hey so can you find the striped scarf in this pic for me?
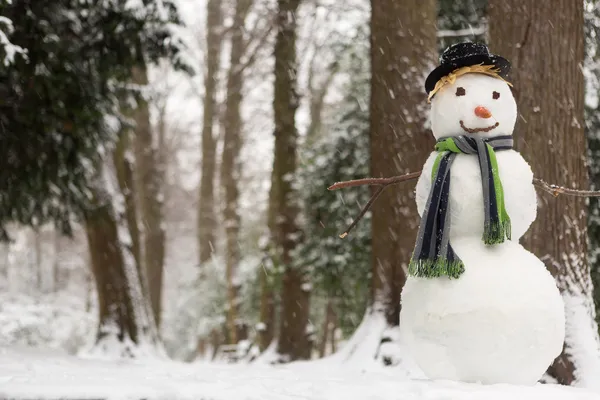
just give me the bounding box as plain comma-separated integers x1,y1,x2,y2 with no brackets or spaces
408,135,513,279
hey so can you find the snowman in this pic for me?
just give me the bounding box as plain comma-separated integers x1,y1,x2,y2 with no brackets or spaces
398,42,565,385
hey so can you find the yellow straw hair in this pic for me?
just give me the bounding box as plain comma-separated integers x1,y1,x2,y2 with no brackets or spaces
427,64,512,103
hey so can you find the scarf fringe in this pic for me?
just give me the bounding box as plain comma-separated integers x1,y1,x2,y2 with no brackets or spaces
483,219,512,245
408,259,465,279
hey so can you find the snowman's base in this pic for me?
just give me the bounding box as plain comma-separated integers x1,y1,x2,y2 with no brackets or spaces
400,238,565,385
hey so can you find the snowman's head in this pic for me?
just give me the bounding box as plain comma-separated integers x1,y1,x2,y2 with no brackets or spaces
429,73,517,140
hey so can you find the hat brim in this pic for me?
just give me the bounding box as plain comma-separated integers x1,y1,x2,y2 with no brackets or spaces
425,54,511,94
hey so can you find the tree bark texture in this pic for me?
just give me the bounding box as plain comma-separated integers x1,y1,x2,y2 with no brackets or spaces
270,0,310,362
113,126,144,291
85,199,140,346
258,264,276,351
198,0,223,266
221,0,253,345
133,66,166,328
84,166,161,355
370,0,437,325
489,0,595,385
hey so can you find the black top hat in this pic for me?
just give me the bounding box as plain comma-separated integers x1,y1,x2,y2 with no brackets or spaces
425,42,511,94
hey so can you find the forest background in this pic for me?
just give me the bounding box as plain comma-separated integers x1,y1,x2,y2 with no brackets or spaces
1,0,599,389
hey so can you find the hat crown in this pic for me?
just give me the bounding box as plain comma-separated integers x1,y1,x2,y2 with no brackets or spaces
425,41,511,95
440,42,491,66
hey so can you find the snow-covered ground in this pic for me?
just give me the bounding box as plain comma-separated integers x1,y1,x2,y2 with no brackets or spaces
1,346,600,400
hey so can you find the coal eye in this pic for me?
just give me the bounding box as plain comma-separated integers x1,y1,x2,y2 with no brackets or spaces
456,87,466,96
493,91,500,99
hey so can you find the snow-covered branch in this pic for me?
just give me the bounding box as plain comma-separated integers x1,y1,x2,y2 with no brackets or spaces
0,14,26,66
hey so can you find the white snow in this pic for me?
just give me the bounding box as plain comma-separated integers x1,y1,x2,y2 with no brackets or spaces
1,346,600,400
415,150,538,241
0,13,26,66
561,290,600,389
401,238,565,385
430,74,516,141
404,72,565,384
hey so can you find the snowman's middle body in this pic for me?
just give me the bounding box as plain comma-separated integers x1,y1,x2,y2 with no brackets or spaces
399,149,565,384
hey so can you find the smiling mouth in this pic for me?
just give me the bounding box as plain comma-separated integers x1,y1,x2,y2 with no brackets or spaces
460,120,499,133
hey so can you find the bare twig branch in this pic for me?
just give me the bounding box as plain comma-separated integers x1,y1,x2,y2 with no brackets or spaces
329,171,600,238
329,171,421,237
339,186,385,239
328,171,422,191
239,23,274,73
533,178,600,197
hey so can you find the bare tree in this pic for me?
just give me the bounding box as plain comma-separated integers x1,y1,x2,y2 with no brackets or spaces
133,65,166,327
198,0,224,266
489,0,598,385
221,0,253,345
221,0,275,345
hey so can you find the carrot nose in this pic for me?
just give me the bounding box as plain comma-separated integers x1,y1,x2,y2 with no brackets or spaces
474,106,492,119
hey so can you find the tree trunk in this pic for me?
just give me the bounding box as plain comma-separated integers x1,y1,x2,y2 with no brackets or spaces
210,327,222,360
133,65,166,328
269,0,309,362
489,0,598,385
586,0,600,336
84,164,162,357
113,125,143,288
318,300,334,358
198,0,223,266
329,306,337,353
52,227,60,292
34,226,42,291
258,264,275,351
0,242,8,285
370,0,436,324
196,337,207,359
85,252,93,313
221,0,253,345
305,57,339,143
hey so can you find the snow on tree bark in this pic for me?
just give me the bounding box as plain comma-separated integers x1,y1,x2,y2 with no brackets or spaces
585,0,600,340
489,0,600,386
198,0,224,266
269,0,310,362
83,157,164,359
113,114,144,293
132,65,166,328
369,0,436,325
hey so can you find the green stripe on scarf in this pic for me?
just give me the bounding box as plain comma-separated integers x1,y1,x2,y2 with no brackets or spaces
484,143,511,244
409,135,513,279
434,137,511,245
